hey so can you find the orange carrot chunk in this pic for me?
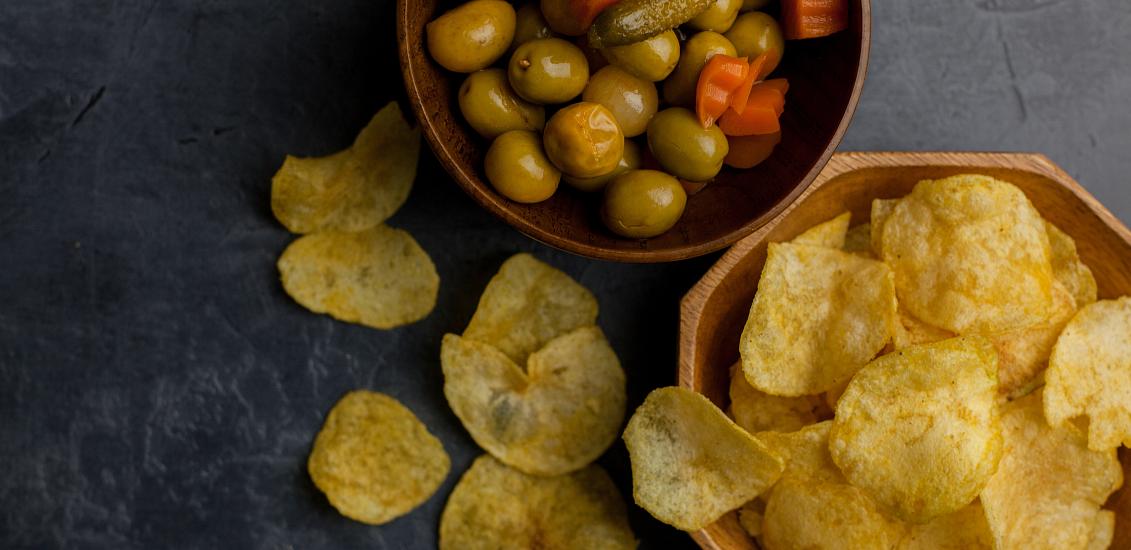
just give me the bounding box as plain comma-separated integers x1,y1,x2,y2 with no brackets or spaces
695,55,750,128
781,0,848,40
730,53,771,115
725,132,782,169
719,79,787,136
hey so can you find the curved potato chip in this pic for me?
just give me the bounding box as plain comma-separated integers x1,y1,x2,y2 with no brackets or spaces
992,280,1076,397
728,362,827,434
880,175,1054,334
1046,221,1098,309
756,422,840,484
1087,511,1115,550
843,222,873,256
623,387,784,531
272,102,420,234
441,327,625,476
792,212,851,248
463,254,598,365
901,501,994,550
761,477,905,550
308,390,450,525
869,198,900,256
439,455,635,550
891,305,955,351
829,337,1003,523
741,243,897,396
278,225,439,329
1045,296,1131,450
981,392,1122,550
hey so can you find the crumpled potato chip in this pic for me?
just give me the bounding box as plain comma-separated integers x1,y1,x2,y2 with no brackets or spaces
829,337,1003,523
761,477,906,550
991,280,1076,398
440,327,625,476
439,455,636,550
308,390,450,525
891,306,954,350
623,387,784,531
981,392,1122,549
272,102,420,234
1046,221,1098,309
792,212,851,248
278,225,439,329
900,500,994,550
1045,296,1131,450
879,175,1054,334
463,253,598,365
740,243,898,396
843,222,873,256
869,198,900,256
728,362,828,434
756,421,840,484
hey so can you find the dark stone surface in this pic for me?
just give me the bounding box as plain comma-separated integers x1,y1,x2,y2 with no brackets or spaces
0,1,1127,548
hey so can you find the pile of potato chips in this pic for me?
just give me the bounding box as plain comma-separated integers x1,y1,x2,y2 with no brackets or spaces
624,174,1128,549
272,102,439,330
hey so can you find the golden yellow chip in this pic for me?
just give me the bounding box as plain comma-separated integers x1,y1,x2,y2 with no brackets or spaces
791,212,851,248
308,390,450,525
1087,511,1115,550
879,175,1055,334
891,306,954,350
463,253,598,365
740,243,898,396
991,281,1076,398
439,455,636,550
843,222,873,256
728,362,827,434
1045,296,1131,450
761,477,905,550
623,387,785,531
869,198,900,256
1046,221,1099,309
278,225,439,329
829,337,1003,523
900,500,994,550
271,102,420,234
756,421,840,484
737,499,766,539
440,327,625,476
981,392,1123,549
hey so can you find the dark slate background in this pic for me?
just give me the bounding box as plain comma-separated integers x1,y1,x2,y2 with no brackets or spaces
1,0,1128,548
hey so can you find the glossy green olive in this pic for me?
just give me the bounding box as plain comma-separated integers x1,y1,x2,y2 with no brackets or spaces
459,69,546,139
540,0,586,36
543,102,625,178
741,0,773,11
724,12,785,75
661,31,736,106
564,140,642,192
582,66,658,138
646,107,728,182
485,130,561,203
601,169,687,238
511,3,554,50
427,0,516,73
508,38,590,104
687,0,743,33
601,30,680,82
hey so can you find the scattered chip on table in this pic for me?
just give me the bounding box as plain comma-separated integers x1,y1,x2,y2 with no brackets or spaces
1046,221,1099,309
791,211,851,248
728,361,828,434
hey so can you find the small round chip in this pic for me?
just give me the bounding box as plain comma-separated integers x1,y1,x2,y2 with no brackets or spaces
728,362,827,434
829,337,1003,523
761,477,905,550
439,455,636,550
307,390,450,525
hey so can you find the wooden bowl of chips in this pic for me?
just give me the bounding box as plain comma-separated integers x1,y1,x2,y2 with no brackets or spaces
397,0,871,263
678,151,1131,549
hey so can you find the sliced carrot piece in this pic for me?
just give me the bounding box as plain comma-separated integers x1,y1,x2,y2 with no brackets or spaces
719,104,781,136
696,55,749,128
781,0,848,40
568,0,621,31
748,85,786,116
759,78,791,96
730,53,771,115
725,132,782,169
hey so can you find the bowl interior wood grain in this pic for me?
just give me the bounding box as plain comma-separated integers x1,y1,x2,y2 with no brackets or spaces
678,151,1131,550
398,0,870,262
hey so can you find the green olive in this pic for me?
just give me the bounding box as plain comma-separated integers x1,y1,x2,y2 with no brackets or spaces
485,130,561,203
426,0,516,73
724,12,784,75
543,102,625,178
459,69,546,139
646,107,728,182
540,0,587,36
601,30,680,82
508,38,590,104
661,31,736,106
741,0,773,11
582,66,658,138
601,169,687,238
564,140,642,192
512,3,555,50
687,0,743,33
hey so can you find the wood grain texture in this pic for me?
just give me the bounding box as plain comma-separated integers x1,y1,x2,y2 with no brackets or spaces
398,0,870,263
678,151,1131,550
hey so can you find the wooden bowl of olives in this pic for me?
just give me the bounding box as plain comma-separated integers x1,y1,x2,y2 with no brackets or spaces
398,0,871,263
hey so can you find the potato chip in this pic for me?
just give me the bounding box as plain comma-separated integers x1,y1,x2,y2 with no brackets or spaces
1046,221,1099,309
1086,511,1115,550
728,362,827,434
900,500,994,550
440,327,624,476
1045,296,1131,450
879,175,1054,334
278,225,439,329
737,499,766,539
439,455,635,550
869,198,900,256
308,390,450,525
740,243,898,396
992,281,1076,398
623,387,784,531
829,337,1003,523
981,392,1122,549
843,222,873,256
463,253,598,365
761,477,905,550
756,422,840,484
272,102,420,234
791,212,851,248
891,306,955,350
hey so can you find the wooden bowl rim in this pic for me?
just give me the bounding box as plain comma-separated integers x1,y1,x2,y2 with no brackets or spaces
397,1,873,263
